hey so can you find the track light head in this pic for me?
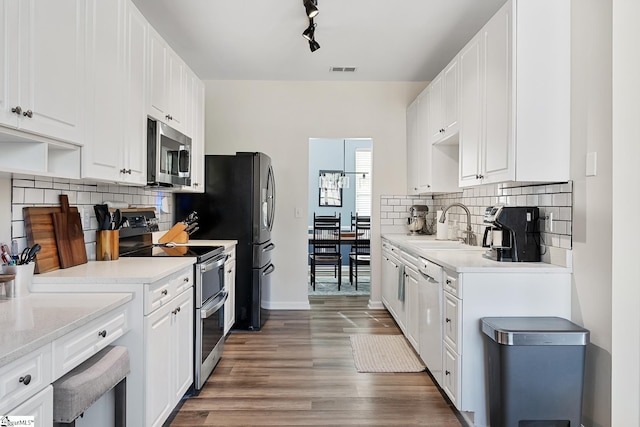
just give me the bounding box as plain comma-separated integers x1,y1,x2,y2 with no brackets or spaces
309,39,321,52
302,19,316,41
304,0,319,18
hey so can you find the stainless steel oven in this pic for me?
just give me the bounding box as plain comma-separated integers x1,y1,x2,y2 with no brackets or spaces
195,252,228,390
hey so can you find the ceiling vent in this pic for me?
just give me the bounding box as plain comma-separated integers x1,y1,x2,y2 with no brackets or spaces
330,66,357,73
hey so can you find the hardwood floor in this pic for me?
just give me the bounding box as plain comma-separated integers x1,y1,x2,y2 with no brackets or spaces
170,295,463,426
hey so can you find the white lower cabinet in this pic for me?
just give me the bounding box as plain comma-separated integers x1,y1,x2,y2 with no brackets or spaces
442,342,460,406
8,384,53,427
403,256,420,351
145,287,193,427
224,247,237,335
0,345,52,415
381,241,402,321
381,237,572,427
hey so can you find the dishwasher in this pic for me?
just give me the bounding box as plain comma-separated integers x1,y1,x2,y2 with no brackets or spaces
418,256,444,385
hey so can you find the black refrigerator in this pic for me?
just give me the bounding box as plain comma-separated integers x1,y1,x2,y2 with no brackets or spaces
175,152,276,330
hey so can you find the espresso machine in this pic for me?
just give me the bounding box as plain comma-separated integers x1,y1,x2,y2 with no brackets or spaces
482,206,541,262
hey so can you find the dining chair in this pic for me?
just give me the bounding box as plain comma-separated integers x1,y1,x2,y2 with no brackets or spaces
349,214,370,289
309,213,342,291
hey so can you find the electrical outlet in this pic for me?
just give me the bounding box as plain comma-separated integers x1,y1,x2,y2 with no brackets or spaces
81,208,90,229
545,212,553,232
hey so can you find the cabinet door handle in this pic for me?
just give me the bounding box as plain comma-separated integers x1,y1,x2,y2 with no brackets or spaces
445,318,451,323
183,277,189,283
445,370,451,376
23,109,33,118
19,375,32,385
172,306,181,315
161,289,168,296
446,279,452,285
98,330,107,338
165,114,173,120
11,106,22,115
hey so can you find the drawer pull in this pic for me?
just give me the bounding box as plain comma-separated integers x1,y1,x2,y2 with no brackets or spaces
183,277,189,283
161,289,168,296
98,330,107,338
172,307,181,315
19,375,32,385
446,279,452,285
445,318,451,323
445,370,451,376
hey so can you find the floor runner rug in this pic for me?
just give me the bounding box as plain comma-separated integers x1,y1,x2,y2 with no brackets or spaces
349,334,426,373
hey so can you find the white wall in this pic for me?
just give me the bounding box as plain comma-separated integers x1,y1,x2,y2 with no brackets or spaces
611,0,640,425
204,80,426,309
570,1,613,426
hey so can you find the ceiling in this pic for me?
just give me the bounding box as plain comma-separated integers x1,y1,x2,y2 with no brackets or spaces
131,0,507,82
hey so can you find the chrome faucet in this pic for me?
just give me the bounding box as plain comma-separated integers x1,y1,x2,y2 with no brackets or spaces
439,203,477,246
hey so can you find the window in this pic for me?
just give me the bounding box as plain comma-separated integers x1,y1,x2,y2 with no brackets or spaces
355,149,371,216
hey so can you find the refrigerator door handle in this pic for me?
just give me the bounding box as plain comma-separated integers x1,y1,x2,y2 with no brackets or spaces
263,263,275,276
266,165,276,230
262,243,276,253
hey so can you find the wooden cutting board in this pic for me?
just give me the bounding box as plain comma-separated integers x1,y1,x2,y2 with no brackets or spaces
24,205,78,274
52,195,87,269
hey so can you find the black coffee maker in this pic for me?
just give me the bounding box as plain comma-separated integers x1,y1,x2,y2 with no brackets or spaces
482,206,541,262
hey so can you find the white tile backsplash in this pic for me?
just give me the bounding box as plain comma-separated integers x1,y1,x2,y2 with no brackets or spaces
381,181,573,251
10,176,174,260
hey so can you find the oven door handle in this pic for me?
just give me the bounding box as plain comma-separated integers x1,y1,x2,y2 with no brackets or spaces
200,254,228,274
201,291,228,319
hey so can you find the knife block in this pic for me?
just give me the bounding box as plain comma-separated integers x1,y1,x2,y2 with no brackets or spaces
158,223,188,244
96,230,119,261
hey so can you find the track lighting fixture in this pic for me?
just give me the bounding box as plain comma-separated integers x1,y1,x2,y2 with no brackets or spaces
309,39,321,52
302,0,320,52
304,0,319,18
302,18,316,41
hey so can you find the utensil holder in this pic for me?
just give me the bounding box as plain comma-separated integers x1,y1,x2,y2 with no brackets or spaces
2,263,35,298
96,230,119,261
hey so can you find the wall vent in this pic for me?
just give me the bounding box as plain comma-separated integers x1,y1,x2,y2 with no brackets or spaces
330,66,357,73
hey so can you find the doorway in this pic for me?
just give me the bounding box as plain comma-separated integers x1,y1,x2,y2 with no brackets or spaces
307,138,372,296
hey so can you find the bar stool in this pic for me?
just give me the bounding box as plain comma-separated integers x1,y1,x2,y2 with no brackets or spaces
53,345,130,427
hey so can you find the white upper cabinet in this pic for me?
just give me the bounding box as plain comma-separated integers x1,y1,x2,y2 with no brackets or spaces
458,0,570,187
179,70,206,192
429,57,459,145
122,1,149,185
458,34,483,187
406,97,421,195
407,85,460,195
83,0,147,185
0,0,85,145
148,28,187,134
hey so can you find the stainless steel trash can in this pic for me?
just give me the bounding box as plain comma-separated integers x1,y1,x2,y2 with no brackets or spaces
481,317,590,427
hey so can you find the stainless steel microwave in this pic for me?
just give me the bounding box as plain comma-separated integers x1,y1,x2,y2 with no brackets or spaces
147,118,191,187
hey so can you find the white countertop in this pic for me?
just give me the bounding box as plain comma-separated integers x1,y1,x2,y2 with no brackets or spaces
382,233,572,273
32,257,196,285
0,292,132,365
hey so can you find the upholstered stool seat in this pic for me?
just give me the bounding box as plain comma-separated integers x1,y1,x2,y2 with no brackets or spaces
53,345,130,426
